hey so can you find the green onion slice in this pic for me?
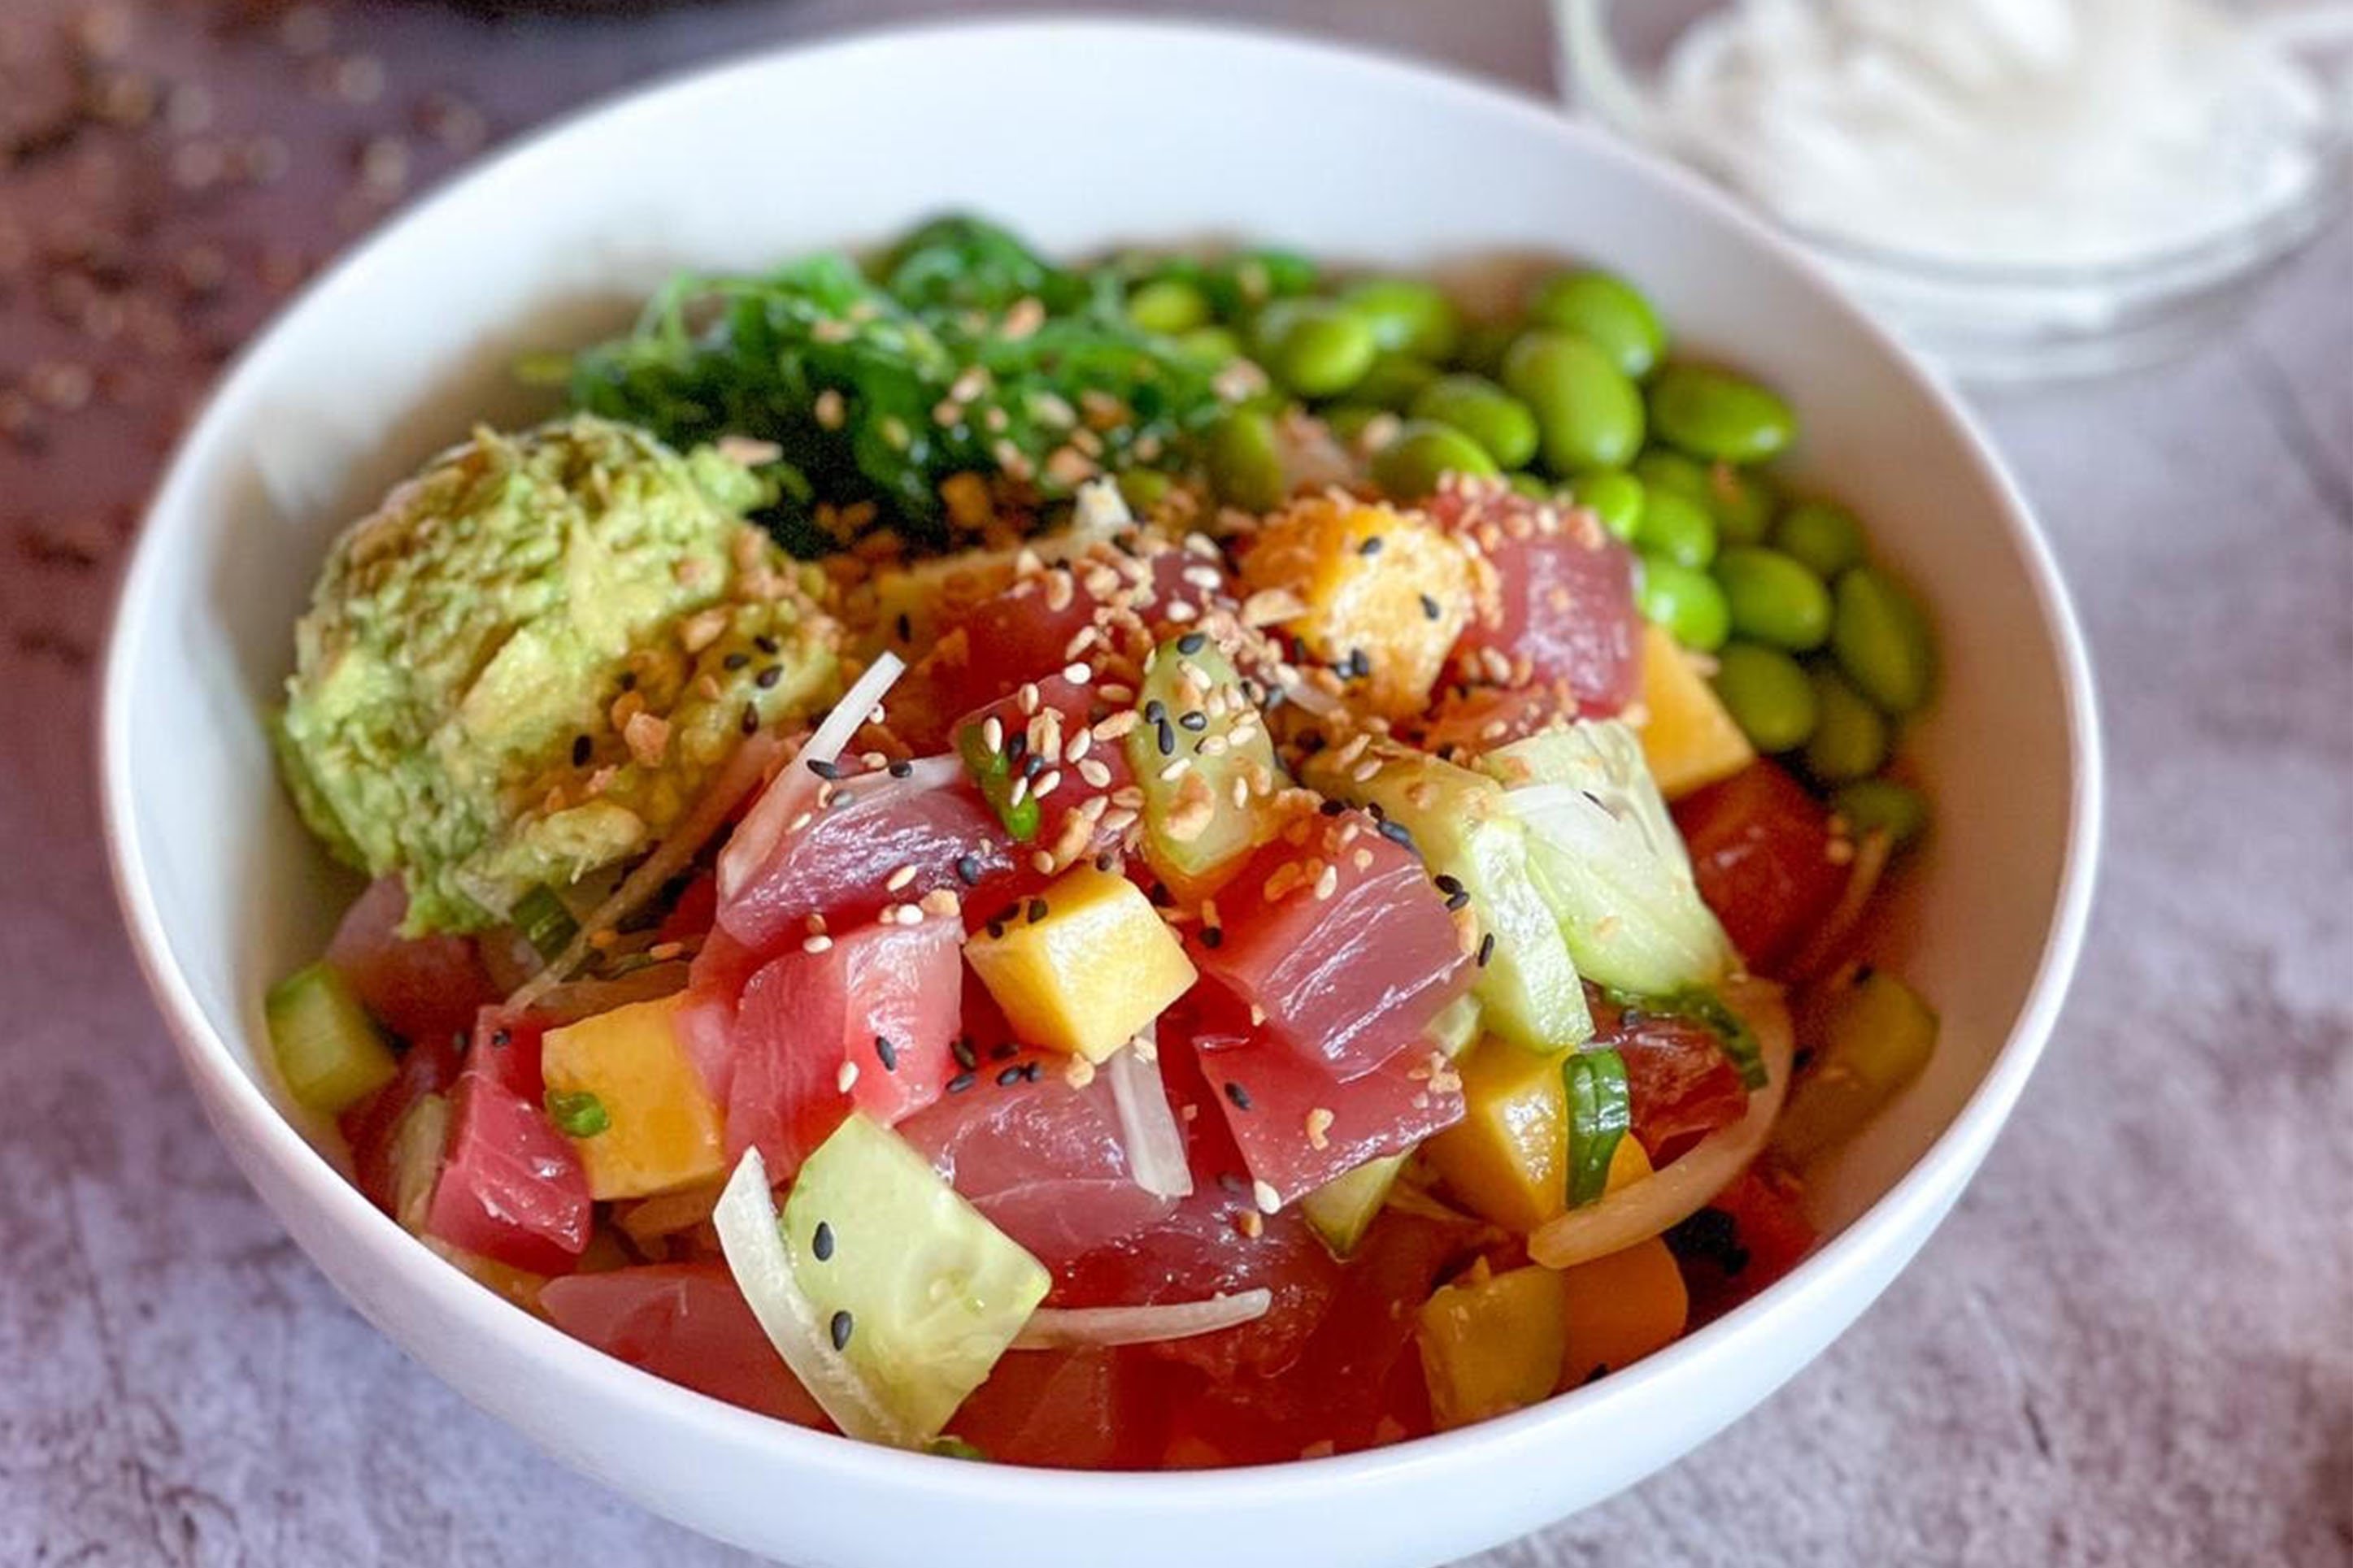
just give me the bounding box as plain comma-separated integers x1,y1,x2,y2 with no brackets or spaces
1564,1047,1632,1209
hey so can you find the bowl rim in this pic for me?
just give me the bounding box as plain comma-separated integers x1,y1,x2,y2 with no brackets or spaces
97,11,2104,1514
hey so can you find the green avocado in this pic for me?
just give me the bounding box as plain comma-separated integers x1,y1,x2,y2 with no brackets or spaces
276,415,840,934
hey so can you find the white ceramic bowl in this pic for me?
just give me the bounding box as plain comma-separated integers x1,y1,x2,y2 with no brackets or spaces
101,20,2102,1568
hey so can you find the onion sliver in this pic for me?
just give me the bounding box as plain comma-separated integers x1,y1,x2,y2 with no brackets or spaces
1105,1028,1194,1201
1528,978,1795,1270
1011,1290,1272,1350
712,1149,910,1447
509,733,781,1010
718,651,906,901
1785,827,1893,985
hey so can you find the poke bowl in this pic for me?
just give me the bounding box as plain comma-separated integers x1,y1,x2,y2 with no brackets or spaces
100,19,2100,1568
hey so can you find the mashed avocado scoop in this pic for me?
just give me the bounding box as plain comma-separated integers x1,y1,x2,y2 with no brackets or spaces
276,415,840,934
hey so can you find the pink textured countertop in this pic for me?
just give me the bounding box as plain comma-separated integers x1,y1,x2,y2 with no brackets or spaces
3,2,2348,1563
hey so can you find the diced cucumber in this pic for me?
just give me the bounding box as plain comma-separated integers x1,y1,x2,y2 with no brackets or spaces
1426,992,1483,1061
1774,970,1939,1162
263,962,398,1114
778,1116,1049,1444
1302,1153,1408,1257
1485,723,1737,996
1307,743,1590,1050
1126,636,1282,894
389,1092,451,1235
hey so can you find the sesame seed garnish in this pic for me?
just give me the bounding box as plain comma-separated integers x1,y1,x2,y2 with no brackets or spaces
1201,926,1224,949
1477,932,1496,966
888,758,914,779
1253,1180,1281,1214
756,665,783,689
837,1060,859,1093
1177,710,1209,732
1032,769,1063,799
981,715,1006,752
1420,593,1442,621
885,864,918,893
955,853,984,886
829,1310,855,1352
1176,632,1208,655
812,1222,835,1261
1022,1060,1044,1083
741,704,761,735
1061,661,1092,685
807,758,842,780
1305,1108,1334,1150
996,1065,1026,1088
1358,534,1384,556
873,1036,899,1072
802,934,835,954
755,635,781,656
1027,897,1050,923
992,1042,1020,1061
947,1071,976,1094
951,1036,978,1071
1224,1080,1254,1111
1377,819,1417,852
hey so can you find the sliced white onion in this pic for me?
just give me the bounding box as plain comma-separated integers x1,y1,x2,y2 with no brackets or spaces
1010,1289,1272,1350
1785,827,1894,986
717,650,906,902
1528,978,1795,1271
1104,1027,1194,1201
712,1148,911,1447
507,733,781,1010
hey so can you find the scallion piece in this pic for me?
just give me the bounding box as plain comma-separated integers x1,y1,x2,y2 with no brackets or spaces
545,1088,611,1138
511,884,581,963
956,721,1041,841
1564,1047,1631,1209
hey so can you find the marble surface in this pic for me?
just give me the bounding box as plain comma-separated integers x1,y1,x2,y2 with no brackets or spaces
3,2,2348,1563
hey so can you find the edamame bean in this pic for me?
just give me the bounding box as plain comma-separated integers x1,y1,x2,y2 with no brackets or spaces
1776,498,1867,579
1711,641,1818,753
1634,483,1718,569
1114,467,1175,514
1635,556,1731,652
1410,375,1540,469
1707,463,1777,545
1351,353,1442,411
1206,408,1285,513
1175,325,1243,367
1501,330,1646,473
1452,320,1519,376
1370,419,1500,501
1803,667,1890,782
1208,249,1317,315
1254,300,1379,398
1649,363,1796,463
1341,278,1462,362
1570,469,1645,541
1831,567,1936,714
1125,276,1212,336
1526,268,1666,379
1507,472,1553,501
1829,778,1929,849
1716,545,1832,651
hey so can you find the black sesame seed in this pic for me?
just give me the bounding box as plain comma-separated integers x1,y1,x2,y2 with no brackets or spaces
1377,819,1418,852
1201,927,1224,949
874,1035,898,1072
895,612,913,643
807,758,842,780
951,1036,978,1071
1444,888,1471,912
571,734,592,767
985,920,1007,940
1318,798,1346,817
1420,593,1441,621
1359,534,1384,557
829,1309,855,1351
1021,1060,1043,1083
756,665,783,689
489,1028,511,1050
1023,752,1046,780
1263,685,1286,711
755,634,781,656
1433,873,1465,897
947,1071,977,1094
996,1065,1026,1088
724,651,751,671
955,853,984,886
617,671,638,693
1224,1081,1254,1111
1177,710,1208,732
812,1222,835,1262
1156,719,1176,757
1094,850,1117,872
829,788,856,810
1177,632,1207,655
888,758,914,779
1147,881,1174,907
1477,932,1496,967
1144,698,1168,725
1026,897,1049,924
1007,731,1029,765
741,704,760,735
991,1041,1020,1062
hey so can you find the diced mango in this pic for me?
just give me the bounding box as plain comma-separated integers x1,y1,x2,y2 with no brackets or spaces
424,1236,550,1318
964,864,1198,1062
1557,1237,1689,1383
1242,494,1472,718
1604,1132,1654,1193
1416,1263,1569,1431
1424,1038,1570,1233
541,993,728,1201
1635,623,1754,799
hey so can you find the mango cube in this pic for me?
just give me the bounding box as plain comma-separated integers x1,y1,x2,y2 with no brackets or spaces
1242,494,1472,719
1424,1039,1571,1233
1416,1263,1568,1431
964,864,1198,1062
1557,1237,1689,1382
541,993,728,1200
1636,623,1754,799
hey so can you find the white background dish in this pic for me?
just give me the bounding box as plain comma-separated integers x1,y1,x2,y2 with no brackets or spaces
100,19,2100,1568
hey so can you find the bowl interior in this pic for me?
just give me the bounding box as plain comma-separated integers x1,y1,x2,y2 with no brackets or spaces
102,20,2094,1567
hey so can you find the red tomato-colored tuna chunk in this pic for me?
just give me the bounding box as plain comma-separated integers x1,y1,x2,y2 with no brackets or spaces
541,1263,827,1427
325,875,500,1047
946,1345,1175,1470
1671,761,1848,975
1586,989,1751,1161
1431,485,1642,719
424,1066,591,1275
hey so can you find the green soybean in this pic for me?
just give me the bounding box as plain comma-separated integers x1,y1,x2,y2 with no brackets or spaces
1351,352,1442,411
1803,667,1890,782
1410,375,1539,469
1711,641,1818,753
1634,483,1718,569
1175,324,1243,367
1707,464,1777,545
1114,467,1175,513
1832,567,1936,715
1507,472,1553,501
1633,448,1709,504
1371,419,1500,501
1124,276,1212,336
1502,330,1646,473
1649,363,1796,463
1526,268,1665,379
1208,249,1317,315
1207,408,1285,513
1571,469,1645,541
1341,277,1462,362
1776,498,1868,579
1830,778,1929,849
1716,545,1832,651
1635,556,1731,652
1254,300,1379,397
1452,320,1519,376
